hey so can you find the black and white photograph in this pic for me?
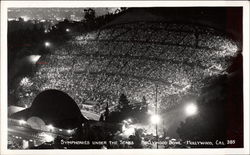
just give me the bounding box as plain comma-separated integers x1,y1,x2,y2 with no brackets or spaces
1,1,250,154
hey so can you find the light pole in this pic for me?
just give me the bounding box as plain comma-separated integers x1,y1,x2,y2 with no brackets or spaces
150,114,160,148
150,84,161,148
155,84,158,148
152,84,159,148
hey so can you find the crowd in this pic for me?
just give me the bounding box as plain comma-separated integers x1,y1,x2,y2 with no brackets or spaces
17,22,238,112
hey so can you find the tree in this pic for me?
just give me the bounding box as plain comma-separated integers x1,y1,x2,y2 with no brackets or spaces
120,7,128,12
118,93,129,111
99,114,104,122
84,8,96,23
141,96,148,112
83,8,96,30
104,103,109,121
18,17,24,22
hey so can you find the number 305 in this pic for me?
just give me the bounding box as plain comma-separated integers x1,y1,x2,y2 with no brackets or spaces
227,140,235,144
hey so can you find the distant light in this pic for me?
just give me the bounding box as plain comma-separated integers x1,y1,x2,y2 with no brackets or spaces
170,138,176,142
122,125,135,137
185,103,198,116
44,42,51,47
44,29,48,33
66,28,70,32
43,134,54,142
127,118,132,123
8,18,16,21
75,36,84,41
19,120,26,125
150,114,161,124
21,16,30,22
47,124,54,130
29,139,33,142
67,129,72,134
29,55,41,64
59,129,63,131
147,109,153,115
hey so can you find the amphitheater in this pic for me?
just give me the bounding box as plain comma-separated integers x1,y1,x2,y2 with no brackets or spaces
17,8,240,114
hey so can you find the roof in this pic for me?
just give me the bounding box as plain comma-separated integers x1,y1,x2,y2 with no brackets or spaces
10,89,88,129
8,106,25,116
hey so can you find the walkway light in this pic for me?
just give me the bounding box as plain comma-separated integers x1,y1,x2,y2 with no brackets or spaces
29,55,41,64
185,103,198,116
66,28,70,32
47,124,54,131
44,41,51,47
19,120,26,125
67,129,72,134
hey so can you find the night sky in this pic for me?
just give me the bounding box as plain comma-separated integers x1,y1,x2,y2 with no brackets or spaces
8,8,119,21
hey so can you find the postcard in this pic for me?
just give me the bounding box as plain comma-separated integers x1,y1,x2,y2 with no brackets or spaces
1,1,249,155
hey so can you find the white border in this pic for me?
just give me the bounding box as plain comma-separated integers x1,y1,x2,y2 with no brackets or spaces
1,1,249,155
